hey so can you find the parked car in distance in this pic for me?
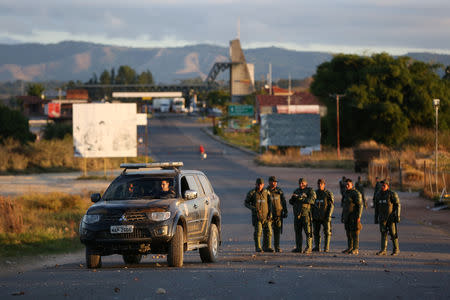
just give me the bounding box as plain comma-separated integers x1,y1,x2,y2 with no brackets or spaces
79,162,221,268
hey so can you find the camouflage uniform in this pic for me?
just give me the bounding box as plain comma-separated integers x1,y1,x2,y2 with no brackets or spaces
355,178,367,208
374,181,401,255
245,179,273,252
312,184,334,252
339,176,346,207
341,182,363,254
268,183,287,252
373,179,382,200
289,179,316,253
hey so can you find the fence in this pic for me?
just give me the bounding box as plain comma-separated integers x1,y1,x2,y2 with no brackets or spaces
368,160,449,200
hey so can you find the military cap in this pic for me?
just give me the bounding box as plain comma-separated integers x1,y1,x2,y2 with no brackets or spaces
380,180,390,186
298,177,307,184
256,178,264,185
268,176,277,182
345,178,353,183
317,178,326,184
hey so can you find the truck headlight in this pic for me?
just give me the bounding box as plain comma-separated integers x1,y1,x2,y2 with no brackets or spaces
147,212,171,221
82,214,101,224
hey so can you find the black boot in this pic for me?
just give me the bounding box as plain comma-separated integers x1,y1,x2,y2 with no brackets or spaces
312,235,321,252
391,238,400,256
323,235,330,252
376,234,387,256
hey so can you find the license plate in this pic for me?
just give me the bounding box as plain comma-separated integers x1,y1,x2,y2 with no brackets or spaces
110,225,134,234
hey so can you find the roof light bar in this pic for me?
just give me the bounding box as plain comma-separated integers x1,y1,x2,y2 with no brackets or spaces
120,162,184,171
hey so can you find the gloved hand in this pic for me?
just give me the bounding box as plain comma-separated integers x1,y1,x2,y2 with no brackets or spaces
282,210,288,218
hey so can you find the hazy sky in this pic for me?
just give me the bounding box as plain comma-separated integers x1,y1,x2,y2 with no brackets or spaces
1,0,449,54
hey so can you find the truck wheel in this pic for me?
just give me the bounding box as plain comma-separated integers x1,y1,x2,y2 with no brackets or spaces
167,225,184,267
200,223,219,263
86,247,102,269
122,254,142,265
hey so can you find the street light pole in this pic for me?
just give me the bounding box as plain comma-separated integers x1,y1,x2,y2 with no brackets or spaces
330,94,345,159
433,99,440,193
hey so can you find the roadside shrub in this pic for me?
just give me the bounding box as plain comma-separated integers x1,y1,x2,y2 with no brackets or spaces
0,104,35,143
43,122,72,140
0,197,24,234
0,138,30,171
31,136,75,169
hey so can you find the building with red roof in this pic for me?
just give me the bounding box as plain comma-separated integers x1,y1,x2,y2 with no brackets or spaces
255,91,326,121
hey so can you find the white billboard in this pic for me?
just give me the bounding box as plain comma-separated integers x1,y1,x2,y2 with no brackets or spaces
73,103,137,158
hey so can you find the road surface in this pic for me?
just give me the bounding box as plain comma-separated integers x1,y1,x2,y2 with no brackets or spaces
1,115,449,299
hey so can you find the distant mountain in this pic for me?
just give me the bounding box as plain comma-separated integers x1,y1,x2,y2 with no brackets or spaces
0,41,448,84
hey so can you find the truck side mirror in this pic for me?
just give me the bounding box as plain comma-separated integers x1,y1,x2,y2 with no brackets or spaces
91,193,101,203
184,190,197,200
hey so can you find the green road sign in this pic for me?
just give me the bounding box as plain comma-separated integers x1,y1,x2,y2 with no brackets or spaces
228,105,254,116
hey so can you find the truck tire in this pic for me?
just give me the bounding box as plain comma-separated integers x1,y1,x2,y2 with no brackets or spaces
200,223,219,263
122,254,142,265
86,247,102,269
167,225,184,267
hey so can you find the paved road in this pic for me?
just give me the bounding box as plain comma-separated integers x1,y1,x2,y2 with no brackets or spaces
1,115,449,299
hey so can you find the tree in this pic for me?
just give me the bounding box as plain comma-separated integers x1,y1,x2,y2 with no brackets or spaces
444,66,450,80
26,83,45,97
115,65,137,84
205,90,230,108
99,70,111,84
137,70,154,85
0,104,34,143
311,53,449,146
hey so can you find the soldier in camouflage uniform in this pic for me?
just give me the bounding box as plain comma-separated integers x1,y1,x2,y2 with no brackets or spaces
267,176,288,252
374,181,401,256
312,179,334,252
341,178,363,255
245,178,274,253
289,178,316,254
339,176,347,207
373,177,382,199
355,176,367,209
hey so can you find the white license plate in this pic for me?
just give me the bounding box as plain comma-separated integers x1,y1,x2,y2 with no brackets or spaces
110,225,134,234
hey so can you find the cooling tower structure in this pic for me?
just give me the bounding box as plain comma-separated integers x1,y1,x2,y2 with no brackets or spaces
206,39,255,103
229,39,255,102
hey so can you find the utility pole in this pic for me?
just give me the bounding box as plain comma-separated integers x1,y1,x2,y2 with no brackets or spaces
330,94,345,159
433,99,440,193
269,63,272,95
288,74,291,114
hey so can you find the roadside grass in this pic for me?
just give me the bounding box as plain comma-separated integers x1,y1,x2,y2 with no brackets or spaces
217,128,260,152
256,147,354,169
0,136,151,174
0,193,91,258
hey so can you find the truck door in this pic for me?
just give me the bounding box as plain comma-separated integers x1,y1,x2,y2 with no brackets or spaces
181,175,203,240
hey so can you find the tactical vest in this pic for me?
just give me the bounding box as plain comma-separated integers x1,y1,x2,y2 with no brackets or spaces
342,189,361,222
313,189,330,220
254,189,270,221
292,187,313,216
270,188,283,217
376,190,394,221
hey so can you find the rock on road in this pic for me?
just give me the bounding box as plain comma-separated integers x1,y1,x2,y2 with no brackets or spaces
1,115,449,299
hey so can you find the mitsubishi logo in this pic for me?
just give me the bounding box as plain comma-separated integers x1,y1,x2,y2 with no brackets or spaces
119,214,127,222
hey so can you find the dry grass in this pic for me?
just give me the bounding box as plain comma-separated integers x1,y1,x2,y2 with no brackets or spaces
0,136,150,174
0,193,91,257
368,127,450,199
256,146,354,169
